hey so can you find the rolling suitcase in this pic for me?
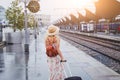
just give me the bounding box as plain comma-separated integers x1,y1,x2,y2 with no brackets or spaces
61,60,82,80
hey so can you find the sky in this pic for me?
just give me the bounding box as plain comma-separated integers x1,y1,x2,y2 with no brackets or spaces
1,0,120,23
40,0,97,23
0,0,14,9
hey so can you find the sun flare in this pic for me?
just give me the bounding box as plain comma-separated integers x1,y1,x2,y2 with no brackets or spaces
40,0,99,22
69,0,96,8
61,0,98,18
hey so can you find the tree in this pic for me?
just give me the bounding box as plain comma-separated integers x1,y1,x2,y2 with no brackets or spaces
28,14,35,29
6,0,24,31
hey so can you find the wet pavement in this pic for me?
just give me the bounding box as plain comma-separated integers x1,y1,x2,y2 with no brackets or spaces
0,33,49,80
0,31,120,80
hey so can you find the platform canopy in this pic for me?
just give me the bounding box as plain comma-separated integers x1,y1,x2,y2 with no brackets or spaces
54,20,61,26
64,16,71,25
55,18,65,26
85,9,100,22
60,18,67,25
77,12,86,22
69,13,90,24
69,14,79,25
95,0,120,21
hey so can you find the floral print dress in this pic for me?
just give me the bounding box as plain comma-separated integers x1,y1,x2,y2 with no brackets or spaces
47,55,65,80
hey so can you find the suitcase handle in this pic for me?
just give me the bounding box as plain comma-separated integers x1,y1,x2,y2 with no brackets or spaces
60,60,67,62
61,60,72,77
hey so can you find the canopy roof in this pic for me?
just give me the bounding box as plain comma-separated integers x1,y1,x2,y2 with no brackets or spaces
77,12,86,22
64,16,71,24
85,9,100,22
69,13,91,24
61,18,67,25
95,0,120,20
69,14,79,24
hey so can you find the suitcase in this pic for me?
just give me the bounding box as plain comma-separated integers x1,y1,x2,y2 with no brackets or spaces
61,60,82,80
65,76,82,80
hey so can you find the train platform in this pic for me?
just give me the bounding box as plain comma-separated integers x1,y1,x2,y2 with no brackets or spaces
61,30,120,42
0,42,5,47
0,32,120,80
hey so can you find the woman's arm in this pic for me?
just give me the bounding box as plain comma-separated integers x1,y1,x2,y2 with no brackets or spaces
45,36,49,48
56,37,65,60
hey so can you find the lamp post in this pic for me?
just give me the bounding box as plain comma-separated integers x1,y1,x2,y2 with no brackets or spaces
33,16,37,39
24,0,29,52
23,0,40,52
0,23,2,42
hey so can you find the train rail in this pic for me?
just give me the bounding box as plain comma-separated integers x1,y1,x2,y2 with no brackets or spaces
60,31,120,74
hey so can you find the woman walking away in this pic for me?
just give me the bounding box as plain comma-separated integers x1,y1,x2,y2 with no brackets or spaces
45,25,66,80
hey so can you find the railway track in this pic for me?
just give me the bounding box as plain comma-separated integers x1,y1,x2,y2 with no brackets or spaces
60,31,120,74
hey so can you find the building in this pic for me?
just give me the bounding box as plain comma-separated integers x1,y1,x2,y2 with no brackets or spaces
34,14,51,27
0,5,8,27
0,5,6,21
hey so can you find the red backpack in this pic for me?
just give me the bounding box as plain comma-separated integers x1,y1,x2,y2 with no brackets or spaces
46,38,58,57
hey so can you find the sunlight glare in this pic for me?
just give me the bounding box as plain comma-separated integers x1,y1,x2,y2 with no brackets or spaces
68,0,97,9
67,0,97,16
40,0,98,22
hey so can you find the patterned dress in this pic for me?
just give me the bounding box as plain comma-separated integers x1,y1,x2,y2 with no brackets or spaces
47,55,65,80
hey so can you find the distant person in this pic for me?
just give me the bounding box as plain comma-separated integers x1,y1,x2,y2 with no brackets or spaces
45,25,66,80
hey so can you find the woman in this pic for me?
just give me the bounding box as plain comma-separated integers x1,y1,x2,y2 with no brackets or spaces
45,25,66,80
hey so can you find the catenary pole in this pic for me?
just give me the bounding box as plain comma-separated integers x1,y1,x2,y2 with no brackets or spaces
24,0,29,52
